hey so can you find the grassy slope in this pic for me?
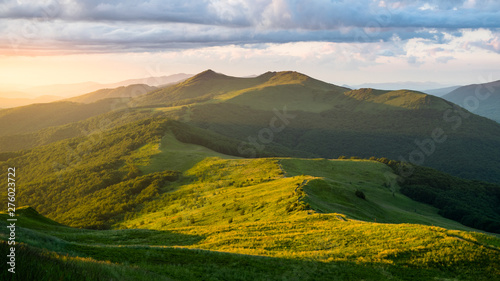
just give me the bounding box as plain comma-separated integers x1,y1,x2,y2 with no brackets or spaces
130,70,273,107
0,99,129,137
3,69,500,183
1,157,500,280
280,158,484,231
187,99,500,183
128,131,240,174
1,70,500,279
0,108,158,153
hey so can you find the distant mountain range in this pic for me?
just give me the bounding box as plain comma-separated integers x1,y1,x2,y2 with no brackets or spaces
442,80,500,123
1,70,500,280
0,73,192,108
65,84,157,104
347,81,456,92
0,95,62,108
1,69,499,184
422,85,462,97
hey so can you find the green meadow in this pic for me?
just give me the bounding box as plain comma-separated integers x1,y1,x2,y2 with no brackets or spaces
1,70,500,280
2,151,500,280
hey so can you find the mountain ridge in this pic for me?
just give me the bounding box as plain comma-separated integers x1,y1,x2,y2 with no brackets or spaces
442,80,500,123
1,69,499,184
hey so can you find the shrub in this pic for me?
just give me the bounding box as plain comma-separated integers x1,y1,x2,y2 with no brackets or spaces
355,190,366,200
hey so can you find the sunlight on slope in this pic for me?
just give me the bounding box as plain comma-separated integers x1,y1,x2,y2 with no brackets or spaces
127,132,240,174
281,158,481,231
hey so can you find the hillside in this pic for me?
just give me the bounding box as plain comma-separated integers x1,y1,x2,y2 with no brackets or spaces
1,154,500,280
66,84,157,104
1,70,500,184
12,73,192,98
1,108,500,279
0,99,129,137
156,71,500,183
1,116,499,232
131,70,350,109
442,80,500,123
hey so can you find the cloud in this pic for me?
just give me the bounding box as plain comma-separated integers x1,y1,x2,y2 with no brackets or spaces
0,0,500,56
407,55,424,66
435,55,455,63
2,0,500,28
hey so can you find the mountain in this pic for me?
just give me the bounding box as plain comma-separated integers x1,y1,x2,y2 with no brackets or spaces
2,70,500,183
22,81,103,98
348,81,454,91
105,73,192,88
0,99,129,137
422,85,461,97
1,69,500,280
65,84,157,104
442,80,500,123
0,90,35,99
131,69,349,108
0,74,193,101
0,95,63,108
130,70,500,183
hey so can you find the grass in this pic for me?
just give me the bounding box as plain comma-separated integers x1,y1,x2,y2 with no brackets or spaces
1,206,499,280
280,158,485,232
1,156,499,280
128,132,240,174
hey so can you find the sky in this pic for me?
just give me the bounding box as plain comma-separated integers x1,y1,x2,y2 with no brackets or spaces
1,0,500,90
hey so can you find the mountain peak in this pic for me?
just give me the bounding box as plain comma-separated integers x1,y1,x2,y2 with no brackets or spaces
195,69,222,78
261,71,311,85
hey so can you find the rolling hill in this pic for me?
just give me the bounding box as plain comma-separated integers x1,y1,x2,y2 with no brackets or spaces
1,70,500,184
13,73,192,98
442,80,500,123
65,84,157,104
1,75,500,280
1,144,500,280
1,116,499,232
0,99,129,137
130,70,500,183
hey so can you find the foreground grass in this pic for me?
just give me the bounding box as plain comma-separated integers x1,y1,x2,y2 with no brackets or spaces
1,211,499,281
1,157,499,280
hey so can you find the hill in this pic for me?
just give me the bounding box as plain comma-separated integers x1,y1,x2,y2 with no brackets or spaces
131,70,350,109
1,116,499,232
16,74,192,98
140,70,500,183
2,70,500,184
1,153,500,280
442,80,500,123
65,84,157,104
0,99,129,137
1,108,500,280
0,107,159,153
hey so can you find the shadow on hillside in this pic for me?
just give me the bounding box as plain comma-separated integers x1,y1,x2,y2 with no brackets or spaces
59,241,496,281
57,228,206,247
